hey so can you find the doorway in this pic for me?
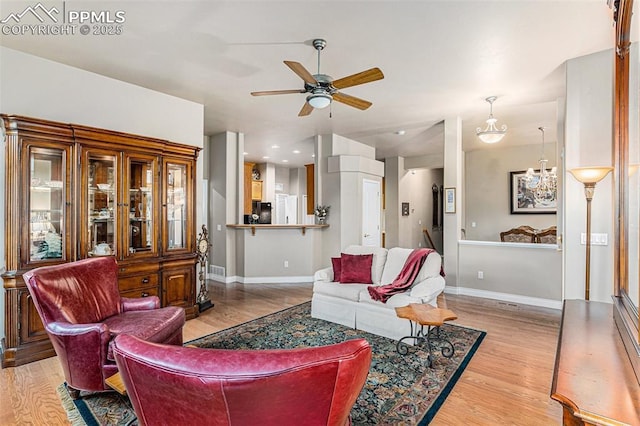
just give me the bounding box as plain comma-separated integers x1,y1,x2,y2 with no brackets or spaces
362,179,381,247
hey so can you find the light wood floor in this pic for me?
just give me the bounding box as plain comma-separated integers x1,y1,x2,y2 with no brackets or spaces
0,281,563,425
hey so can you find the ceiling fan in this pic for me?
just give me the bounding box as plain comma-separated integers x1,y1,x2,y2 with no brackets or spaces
251,39,384,117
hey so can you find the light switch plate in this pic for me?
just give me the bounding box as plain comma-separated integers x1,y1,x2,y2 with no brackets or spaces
580,233,608,246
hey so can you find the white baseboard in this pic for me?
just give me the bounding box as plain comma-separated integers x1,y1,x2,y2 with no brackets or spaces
445,285,562,310
208,273,226,282
208,274,313,284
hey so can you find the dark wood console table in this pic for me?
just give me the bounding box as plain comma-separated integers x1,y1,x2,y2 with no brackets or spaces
551,300,640,425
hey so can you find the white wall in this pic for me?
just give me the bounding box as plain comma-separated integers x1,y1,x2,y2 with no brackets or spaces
231,228,325,282
388,166,444,252
384,157,403,248
319,134,385,261
209,132,242,277
402,168,444,252
0,48,203,147
443,117,463,287
465,143,558,241
456,241,562,308
0,47,204,345
564,48,614,303
274,166,291,195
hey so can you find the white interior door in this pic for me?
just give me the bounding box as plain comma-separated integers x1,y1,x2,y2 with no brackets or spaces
362,179,381,246
275,193,287,224
285,195,297,224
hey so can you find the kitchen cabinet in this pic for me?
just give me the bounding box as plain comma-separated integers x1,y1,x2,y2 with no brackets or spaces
251,180,263,201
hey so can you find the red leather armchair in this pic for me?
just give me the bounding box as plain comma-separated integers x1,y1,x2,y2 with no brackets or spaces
113,334,372,426
23,257,185,399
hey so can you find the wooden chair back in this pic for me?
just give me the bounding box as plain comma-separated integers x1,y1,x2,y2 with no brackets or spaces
536,226,557,244
500,227,536,243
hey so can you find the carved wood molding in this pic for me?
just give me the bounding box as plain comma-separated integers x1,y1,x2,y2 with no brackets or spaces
613,0,634,58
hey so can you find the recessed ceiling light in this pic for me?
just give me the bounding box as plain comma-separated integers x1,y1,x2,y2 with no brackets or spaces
271,145,280,149
395,130,406,136
293,150,301,154
282,159,289,163
243,152,248,155
263,156,270,159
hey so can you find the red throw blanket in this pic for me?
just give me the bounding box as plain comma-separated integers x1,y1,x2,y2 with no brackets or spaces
368,248,437,303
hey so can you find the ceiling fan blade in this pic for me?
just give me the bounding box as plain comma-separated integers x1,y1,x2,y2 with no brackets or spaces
251,89,305,96
284,61,317,85
332,92,372,110
298,102,314,117
332,67,384,90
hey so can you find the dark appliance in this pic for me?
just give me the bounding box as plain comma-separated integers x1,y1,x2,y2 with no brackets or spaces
257,202,272,224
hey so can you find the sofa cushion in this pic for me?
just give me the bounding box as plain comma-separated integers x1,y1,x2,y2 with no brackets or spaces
103,307,185,361
313,281,369,302
343,245,388,285
358,289,424,308
331,257,342,282
380,248,442,286
340,253,373,284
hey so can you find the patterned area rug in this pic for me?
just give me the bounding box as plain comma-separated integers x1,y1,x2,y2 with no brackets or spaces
57,302,485,425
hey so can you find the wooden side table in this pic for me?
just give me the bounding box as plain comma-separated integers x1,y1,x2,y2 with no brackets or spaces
395,303,458,367
105,372,127,395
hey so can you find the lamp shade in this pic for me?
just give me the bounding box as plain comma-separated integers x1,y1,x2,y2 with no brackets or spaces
307,93,332,109
569,167,613,184
477,124,506,144
476,96,507,144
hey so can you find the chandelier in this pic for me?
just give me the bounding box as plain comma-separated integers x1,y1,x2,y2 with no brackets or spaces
525,127,557,204
476,96,507,143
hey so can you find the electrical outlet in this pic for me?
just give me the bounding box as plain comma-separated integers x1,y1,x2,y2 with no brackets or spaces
477,271,484,280
284,260,289,268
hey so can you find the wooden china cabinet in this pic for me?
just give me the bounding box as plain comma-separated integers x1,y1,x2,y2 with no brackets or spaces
0,115,200,367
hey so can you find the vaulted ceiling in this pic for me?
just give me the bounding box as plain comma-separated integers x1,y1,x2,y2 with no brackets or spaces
0,1,625,167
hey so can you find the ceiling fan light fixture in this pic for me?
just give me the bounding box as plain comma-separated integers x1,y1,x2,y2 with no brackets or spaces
476,96,507,144
307,91,332,109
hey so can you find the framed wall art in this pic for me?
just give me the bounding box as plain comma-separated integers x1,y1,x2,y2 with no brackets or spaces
444,187,456,213
510,170,557,214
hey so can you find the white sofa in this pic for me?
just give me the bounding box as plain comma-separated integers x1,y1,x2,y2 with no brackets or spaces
311,245,445,342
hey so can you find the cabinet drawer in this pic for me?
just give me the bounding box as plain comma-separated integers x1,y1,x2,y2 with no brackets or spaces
120,287,158,299
118,273,159,292
118,262,160,276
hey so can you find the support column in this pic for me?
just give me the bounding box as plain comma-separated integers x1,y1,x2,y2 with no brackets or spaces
443,117,463,288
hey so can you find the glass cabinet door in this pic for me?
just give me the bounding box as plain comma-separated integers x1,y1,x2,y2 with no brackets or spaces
85,151,118,258
25,145,71,265
125,155,158,258
164,159,192,252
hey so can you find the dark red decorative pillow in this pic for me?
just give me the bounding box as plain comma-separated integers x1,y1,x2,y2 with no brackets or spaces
340,253,373,284
331,257,342,282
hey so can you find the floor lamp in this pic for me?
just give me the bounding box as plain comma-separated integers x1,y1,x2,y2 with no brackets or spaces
569,166,613,300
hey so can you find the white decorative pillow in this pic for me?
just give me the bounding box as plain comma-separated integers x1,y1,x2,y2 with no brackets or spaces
381,248,441,286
